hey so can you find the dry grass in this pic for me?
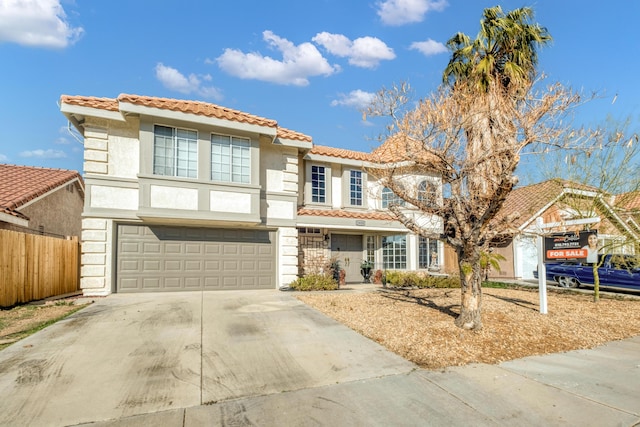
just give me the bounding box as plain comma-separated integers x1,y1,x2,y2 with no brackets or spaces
0,297,92,349
297,286,640,370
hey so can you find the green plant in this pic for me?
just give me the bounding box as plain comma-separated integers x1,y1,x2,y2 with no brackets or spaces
383,271,460,288
480,250,507,281
288,274,339,291
360,260,373,269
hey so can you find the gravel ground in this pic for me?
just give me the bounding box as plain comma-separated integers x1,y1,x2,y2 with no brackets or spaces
296,286,640,370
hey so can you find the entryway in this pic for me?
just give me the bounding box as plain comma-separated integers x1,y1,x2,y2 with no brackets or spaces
331,234,364,283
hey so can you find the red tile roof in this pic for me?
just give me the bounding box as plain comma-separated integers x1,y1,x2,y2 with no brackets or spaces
614,191,640,211
0,164,83,220
298,208,395,221
495,179,600,229
60,94,312,142
309,145,371,161
371,134,439,164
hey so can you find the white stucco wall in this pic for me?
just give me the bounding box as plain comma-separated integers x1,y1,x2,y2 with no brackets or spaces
267,200,295,220
80,217,112,296
150,185,198,210
210,190,252,213
91,186,139,210
279,227,299,286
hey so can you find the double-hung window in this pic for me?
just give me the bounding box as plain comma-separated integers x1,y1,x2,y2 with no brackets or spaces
349,170,363,206
211,134,250,183
311,165,326,203
153,125,197,178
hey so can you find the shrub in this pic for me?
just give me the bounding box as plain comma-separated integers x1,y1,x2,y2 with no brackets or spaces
383,270,461,289
288,274,339,291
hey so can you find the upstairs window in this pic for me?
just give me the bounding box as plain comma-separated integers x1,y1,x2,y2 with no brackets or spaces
153,125,197,178
381,187,405,208
349,170,363,206
418,180,439,207
211,134,250,183
311,165,327,203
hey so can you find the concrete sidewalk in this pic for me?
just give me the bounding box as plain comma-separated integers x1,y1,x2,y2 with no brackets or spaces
0,290,638,426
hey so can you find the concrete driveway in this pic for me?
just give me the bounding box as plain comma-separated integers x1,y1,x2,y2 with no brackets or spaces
0,290,415,426
0,290,639,426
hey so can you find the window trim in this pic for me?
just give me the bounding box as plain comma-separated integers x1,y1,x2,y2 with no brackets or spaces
210,132,251,184
382,234,407,269
344,169,366,207
381,187,405,209
306,163,331,205
153,124,198,179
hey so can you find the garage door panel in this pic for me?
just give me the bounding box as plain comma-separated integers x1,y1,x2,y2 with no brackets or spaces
164,243,182,254
117,225,275,292
142,278,161,289
164,278,182,288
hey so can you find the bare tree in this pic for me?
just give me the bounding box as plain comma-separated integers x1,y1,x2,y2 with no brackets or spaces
365,6,588,329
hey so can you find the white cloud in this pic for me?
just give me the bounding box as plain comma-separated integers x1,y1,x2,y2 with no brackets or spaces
410,38,448,56
0,0,84,48
331,90,376,109
313,32,395,69
216,30,339,86
377,0,448,26
20,149,66,159
155,63,223,100
0,153,8,162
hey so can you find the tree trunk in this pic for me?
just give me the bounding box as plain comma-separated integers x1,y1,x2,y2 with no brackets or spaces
593,265,600,303
455,250,483,330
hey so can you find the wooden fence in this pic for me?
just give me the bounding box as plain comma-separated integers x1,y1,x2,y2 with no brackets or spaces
0,229,80,307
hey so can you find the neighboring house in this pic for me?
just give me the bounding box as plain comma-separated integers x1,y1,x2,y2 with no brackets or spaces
0,164,84,238
60,94,447,295
488,179,639,280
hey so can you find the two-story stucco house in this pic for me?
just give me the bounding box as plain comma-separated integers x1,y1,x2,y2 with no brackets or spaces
60,94,446,295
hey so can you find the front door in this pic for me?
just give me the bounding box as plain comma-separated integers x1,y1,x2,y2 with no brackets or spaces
331,234,364,283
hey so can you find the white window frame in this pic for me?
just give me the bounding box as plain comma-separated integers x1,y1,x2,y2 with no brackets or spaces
211,133,251,184
381,187,405,209
382,235,407,269
153,125,198,178
347,169,365,207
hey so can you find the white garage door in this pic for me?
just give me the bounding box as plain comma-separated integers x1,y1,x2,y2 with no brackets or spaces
116,225,275,292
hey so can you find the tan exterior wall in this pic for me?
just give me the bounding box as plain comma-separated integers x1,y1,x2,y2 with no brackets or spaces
2,183,84,238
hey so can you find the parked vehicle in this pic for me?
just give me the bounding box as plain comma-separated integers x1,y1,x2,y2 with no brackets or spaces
534,254,640,291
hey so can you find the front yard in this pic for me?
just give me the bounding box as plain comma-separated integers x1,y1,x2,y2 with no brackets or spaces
297,286,640,369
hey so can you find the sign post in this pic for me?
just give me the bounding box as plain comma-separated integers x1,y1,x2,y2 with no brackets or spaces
536,218,547,314
536,216,600,314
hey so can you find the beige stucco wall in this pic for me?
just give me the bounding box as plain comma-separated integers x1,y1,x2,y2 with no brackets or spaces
10,182,84,238
77,113,304,294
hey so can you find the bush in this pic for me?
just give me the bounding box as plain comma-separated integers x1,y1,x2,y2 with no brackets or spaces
384,270,460,289
287,274,339,291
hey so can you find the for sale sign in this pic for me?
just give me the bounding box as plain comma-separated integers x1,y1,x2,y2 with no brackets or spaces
543,231,598,263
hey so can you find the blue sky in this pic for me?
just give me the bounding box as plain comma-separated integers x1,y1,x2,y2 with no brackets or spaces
1,0,638,182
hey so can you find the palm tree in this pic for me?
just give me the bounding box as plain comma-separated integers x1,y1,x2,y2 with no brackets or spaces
443,6,551,93
439,7,551,329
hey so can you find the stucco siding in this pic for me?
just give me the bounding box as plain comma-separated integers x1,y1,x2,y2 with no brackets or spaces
17,183,84,237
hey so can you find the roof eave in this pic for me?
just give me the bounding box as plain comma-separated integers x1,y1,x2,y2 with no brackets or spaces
119,101,278,137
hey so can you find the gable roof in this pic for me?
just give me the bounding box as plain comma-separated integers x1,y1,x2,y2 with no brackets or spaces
495,178,640,239
60,94,312,143
0,164,83,221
